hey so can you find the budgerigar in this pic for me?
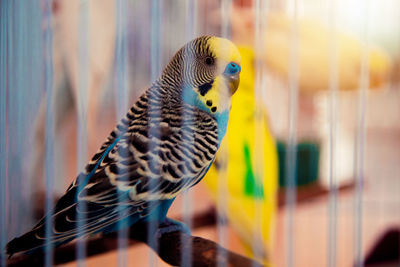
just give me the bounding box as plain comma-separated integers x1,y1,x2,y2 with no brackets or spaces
203,47,277,264
6,36,241,256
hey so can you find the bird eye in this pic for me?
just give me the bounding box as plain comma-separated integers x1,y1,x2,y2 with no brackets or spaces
205,56,214,66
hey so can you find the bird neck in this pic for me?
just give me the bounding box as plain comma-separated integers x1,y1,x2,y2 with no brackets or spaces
150,81,230,145
181,85,230,144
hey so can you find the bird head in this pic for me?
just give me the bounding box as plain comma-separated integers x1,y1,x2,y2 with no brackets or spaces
162,36,241,115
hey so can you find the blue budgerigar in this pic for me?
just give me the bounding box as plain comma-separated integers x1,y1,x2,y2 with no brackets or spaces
6,36,241,256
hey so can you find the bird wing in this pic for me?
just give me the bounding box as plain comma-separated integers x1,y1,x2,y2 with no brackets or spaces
7,98,219,254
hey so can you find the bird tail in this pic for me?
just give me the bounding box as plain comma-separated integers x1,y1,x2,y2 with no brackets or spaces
6,228,46,257
6,184,79,257
6,219,57,257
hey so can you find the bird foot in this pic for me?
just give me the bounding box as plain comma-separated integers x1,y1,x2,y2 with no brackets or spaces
156,218,191,239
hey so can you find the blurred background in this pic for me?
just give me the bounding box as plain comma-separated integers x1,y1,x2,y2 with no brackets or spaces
1,0,400,266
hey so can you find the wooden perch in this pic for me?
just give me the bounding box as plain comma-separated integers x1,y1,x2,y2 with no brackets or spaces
155,231,264,267
6,208,264,267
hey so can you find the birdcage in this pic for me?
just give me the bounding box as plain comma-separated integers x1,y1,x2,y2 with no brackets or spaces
1,0,399,266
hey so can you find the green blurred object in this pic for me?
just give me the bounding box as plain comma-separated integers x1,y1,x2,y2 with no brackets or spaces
277,140,320,187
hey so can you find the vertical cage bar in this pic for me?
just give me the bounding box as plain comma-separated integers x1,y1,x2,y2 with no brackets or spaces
253,0,268,263
150,0,162,82
115,0,129,266
6,0,18,240
181,0,198,266
42,0,55,265
218,1,232,266
115,2,129,119
27,0,44,237
16,1,32,228
221,0,232,39
148,1,162,266
12,0,26,238
327,0,339,266
76,0,89,264
285,0,299,266
0,3,9,266
354,0,369,266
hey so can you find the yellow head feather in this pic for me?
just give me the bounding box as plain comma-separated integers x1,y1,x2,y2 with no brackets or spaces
208,36,242,67
197,37,242,113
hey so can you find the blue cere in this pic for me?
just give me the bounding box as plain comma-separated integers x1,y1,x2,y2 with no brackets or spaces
224,62,241,75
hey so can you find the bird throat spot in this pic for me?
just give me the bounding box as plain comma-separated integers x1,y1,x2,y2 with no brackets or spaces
198,80,213,96
199,81,218,113
206,100,217,113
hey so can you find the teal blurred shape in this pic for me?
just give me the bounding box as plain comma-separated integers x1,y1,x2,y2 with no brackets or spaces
277,140,320,187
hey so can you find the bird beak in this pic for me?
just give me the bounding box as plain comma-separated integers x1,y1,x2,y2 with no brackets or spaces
223,62,241,96
225,72,240,96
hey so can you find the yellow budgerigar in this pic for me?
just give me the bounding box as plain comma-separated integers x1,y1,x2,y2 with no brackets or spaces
203,46,278,264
